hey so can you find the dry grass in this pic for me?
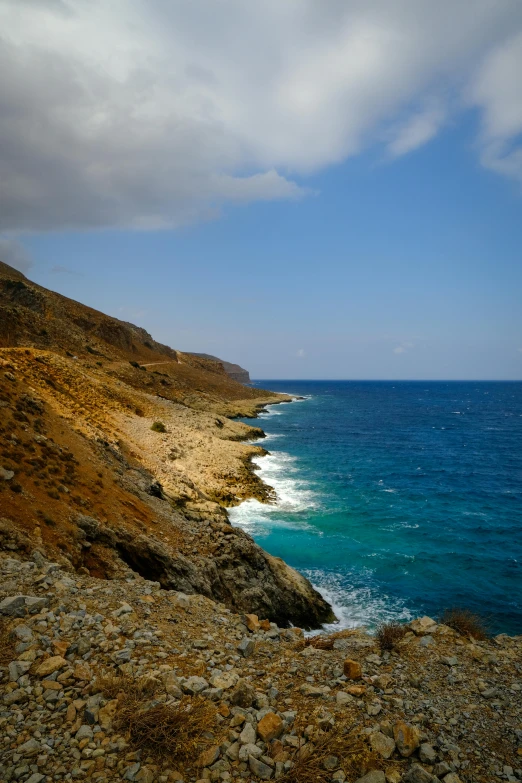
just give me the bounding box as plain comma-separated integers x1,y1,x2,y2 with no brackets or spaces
294,628,358,652
278,712,380,783
375,621,407,651
0,618,16,666
94,672,217,763
439,608,490,640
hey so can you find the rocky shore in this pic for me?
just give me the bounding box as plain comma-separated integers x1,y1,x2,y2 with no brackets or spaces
1,553,521,783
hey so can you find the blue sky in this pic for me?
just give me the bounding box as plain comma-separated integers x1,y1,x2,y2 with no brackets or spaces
1,1,522,379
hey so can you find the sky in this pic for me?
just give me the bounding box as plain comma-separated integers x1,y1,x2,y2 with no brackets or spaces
1,0,522,380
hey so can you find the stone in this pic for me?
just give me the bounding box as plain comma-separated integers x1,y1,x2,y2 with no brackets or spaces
230,679,256,707
52,639,70,657
242,613,261,632
24,596,49,613
170,592,190,609
75,725,94,741
418,743,437,764
354,772,386,783
0,467,14,480
367,701,382,716
26,775,45,783
433,763,451,778
237,637,255,657
343,659,362,679
12,624,33,642
258,712,284,742
370,732,395,759
183,676,209,695
393,721,420,757
0,596,26,617
409,616,437,635
403,766,437,783
239,744,263,762
249,755,273,780
98,699,119,730
323,755,339,771
198,745,220,768
18,738,41,757
336,691,353,706
442,776,462,783
239,722,257,745
73,662,92,680
210,671,239,690
36,655,67,677
8,660,32,681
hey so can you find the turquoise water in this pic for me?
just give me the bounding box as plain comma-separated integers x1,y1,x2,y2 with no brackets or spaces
228,381,522,635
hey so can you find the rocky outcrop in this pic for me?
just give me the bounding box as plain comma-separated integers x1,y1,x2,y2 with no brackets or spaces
188,353,251,384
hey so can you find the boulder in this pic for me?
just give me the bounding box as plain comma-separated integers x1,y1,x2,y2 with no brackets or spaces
343,659,362,679
393,721,420,757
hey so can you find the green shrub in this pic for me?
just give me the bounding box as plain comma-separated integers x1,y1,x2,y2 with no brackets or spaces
151,421,166,433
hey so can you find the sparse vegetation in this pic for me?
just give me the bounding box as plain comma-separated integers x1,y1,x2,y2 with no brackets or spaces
439,607,490,640
0,619,16,666
95,674,217,763
376,621,407,651
151,421,166,433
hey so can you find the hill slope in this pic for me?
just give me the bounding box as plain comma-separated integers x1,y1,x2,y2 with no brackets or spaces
188,353,251,384
0,261,333,628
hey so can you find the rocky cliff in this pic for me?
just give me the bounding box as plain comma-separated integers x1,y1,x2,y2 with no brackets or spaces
0,260,334,629
187,353,251,384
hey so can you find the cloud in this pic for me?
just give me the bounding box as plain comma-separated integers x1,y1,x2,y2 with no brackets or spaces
393,341,414,354
296,348,306,358
0,237,33,273
0,1,522,232
388,100,446,157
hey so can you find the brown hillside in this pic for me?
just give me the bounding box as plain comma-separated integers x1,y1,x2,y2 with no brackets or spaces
0,262,333,628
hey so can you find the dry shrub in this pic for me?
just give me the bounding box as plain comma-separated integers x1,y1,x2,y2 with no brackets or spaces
375,622,407,651
278,714,379,783
0,618,16,666
295,629,358,652
439,608,490,640
95,673,217,763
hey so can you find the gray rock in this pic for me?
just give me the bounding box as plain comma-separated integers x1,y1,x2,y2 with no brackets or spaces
24,596,49,613
0,596,26,617
238,637,255,657
26,775,45,783
11,624,33,642
75,725,94,741
18,738,41,757
249,755,273,779
183,676,209,695
419,743,437,764
239,722,257,745
0,467,14,480
239,743,263,762
433,763,451,778
230,679,256,707
323,755,339,770
441,776,462,783
354,772,385,783
8,660,32,681
403,764,438,783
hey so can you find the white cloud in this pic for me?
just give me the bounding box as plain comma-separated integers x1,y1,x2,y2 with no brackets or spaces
388,100,446,157
393,341,415,354
0,0,522,232
393,346,406,354
297,348,306,358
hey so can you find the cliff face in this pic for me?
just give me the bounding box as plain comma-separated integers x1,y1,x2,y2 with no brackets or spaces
187,353,251,384
0,260,333,628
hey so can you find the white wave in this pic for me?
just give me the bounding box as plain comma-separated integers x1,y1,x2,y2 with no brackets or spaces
303,569,412,635
228,450,319,535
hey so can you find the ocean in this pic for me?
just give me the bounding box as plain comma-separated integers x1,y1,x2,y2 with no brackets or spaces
228,381,522,635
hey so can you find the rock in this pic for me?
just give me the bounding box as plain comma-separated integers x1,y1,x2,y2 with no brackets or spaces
336,691,353,706
403,765,438,783
249,755,273,779
183,676,209,695
230,679,255,707
354,772,386,783
393,721,420,757
370,732,395,759
433,763,452,778
239,722,257,745
367,701,382,716
36,655,67,677
76,725,94,741
8,660,32,681
170,592,191,609
410,616,437,635
243,613,261,632
18,738,41,757
442,776,462,783
98,699,119,730
257,713,284,742
0,467,14,480
239,744,263,761
343,659,362,679
440,656,458,667
198,745,220,768
24,596,49,613
26,775,45,783
237,637,255,657
0,595,27,616
209,671,239,690
419,743,437,764
324,755,339,770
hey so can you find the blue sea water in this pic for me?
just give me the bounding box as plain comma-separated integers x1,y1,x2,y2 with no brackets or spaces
228,381,522,635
